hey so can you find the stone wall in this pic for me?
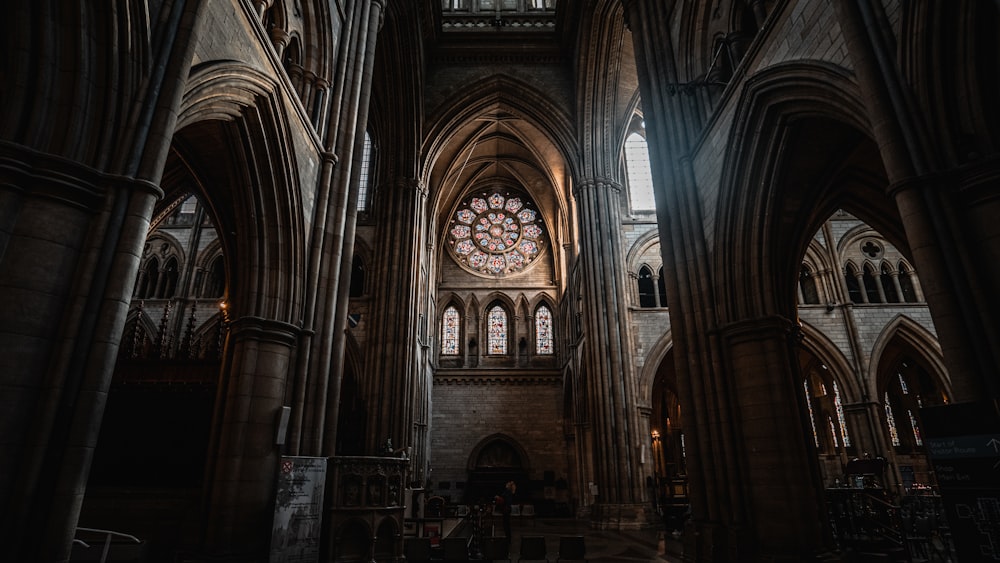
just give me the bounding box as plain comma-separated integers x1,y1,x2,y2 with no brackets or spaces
429,374,568,504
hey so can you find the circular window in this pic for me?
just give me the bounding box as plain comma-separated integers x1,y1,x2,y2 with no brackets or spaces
448,191,545,275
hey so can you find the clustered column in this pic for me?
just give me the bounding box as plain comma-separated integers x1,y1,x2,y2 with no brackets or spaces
574,177,646,526
357,178,427,455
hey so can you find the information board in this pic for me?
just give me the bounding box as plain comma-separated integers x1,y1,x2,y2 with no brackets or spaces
920,401,1000,561
270,456,328,563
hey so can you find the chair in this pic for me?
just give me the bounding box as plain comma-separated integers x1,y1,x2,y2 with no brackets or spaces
520,503,536,527
405,537,433,563
482,536,510,563
443,536,470,562
556,536,586,562
518,536,548,563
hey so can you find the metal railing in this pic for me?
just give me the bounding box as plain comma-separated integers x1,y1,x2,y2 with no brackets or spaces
73,527,142,563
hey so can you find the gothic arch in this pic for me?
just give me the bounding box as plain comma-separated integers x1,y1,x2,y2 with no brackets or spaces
466,433,532,472
174,61,307,324
437,296,466,357
466,294,482,325
798,322,862,404
867,315,950,399
143,232,186,265
625,229,663,273
716,60,901,323
482,295,517,354
423,74,578,176
422,74,579,213
638,330,674,407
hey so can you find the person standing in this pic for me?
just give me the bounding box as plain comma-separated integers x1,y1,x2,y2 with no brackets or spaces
499,481,516,539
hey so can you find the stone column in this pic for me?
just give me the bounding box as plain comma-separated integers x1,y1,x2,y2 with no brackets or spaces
0,0,203,558
0,150,161,562
289,0,383,456
355,177,426,454
720,317,828,560
574,177,647,528
624,1,835,558
833,0,1000,399
890,271,904,304
204,316,299,556
321,0,386,457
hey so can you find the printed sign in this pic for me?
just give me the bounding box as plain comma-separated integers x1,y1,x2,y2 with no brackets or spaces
270,456,328,563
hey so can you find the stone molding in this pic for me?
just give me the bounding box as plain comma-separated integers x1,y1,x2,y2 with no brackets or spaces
718,314,799,345
434,374,561,386
228,316,302,346
0,141,162,210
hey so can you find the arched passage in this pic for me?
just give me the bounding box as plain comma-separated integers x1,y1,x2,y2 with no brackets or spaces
465,434,531,504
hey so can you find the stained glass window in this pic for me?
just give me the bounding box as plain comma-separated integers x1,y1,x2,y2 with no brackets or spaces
625,132,655,210
357,131,373,212
804,380,819,448
833,380,851,447
441,306,460,355
448,191,545,276
885,392,901,447
535,305,553,355
908,410,923,446
828,417,840,448
488,305,507,354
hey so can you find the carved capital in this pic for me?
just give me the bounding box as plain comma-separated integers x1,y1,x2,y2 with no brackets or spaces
573,177,622,198
228,316,301,347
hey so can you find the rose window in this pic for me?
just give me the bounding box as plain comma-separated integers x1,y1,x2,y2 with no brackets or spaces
448,191,545,275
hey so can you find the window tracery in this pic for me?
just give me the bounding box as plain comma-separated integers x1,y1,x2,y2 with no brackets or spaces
487,305,508,354
535,304,553,355
441,306,461,355
624,132,655,211
357,131,373,212
637,266,656,308
447,191,545,276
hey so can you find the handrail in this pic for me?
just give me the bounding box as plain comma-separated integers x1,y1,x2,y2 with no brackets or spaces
74,527,141,563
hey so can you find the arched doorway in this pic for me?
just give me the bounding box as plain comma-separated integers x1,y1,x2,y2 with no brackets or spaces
648,349,687,530
465,435,530,504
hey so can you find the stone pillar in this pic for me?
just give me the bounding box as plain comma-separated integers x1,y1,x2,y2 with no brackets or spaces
720,317,828,560
321,0,386,458
269,27,290,59
833,0,1000,399
574,177,647,528
204,316,299,556
0,146,161,562
890,271,904,303
356,177,426,454
289,0,383,456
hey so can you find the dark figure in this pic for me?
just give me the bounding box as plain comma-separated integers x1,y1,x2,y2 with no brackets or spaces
498,480,516,539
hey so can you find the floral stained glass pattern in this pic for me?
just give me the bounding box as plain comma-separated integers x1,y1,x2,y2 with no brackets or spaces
535,305,553,355
488,305,507,354
833,380,851,447
448,191,545,275
885,392,901,447
441,307,460,355
804,380,820,448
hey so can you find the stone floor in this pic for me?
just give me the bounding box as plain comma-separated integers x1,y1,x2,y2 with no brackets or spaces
485,517,684,563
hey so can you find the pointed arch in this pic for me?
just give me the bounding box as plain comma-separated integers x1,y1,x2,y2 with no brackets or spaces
466,433,532,473
176,61,307,323
798,322,862,404
486,302,510,355
715,60,902,323
533,301,554,356
638,329,674,407
868,315,950,399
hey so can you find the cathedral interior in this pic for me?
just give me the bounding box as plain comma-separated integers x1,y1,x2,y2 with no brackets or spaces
2,0,999,562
